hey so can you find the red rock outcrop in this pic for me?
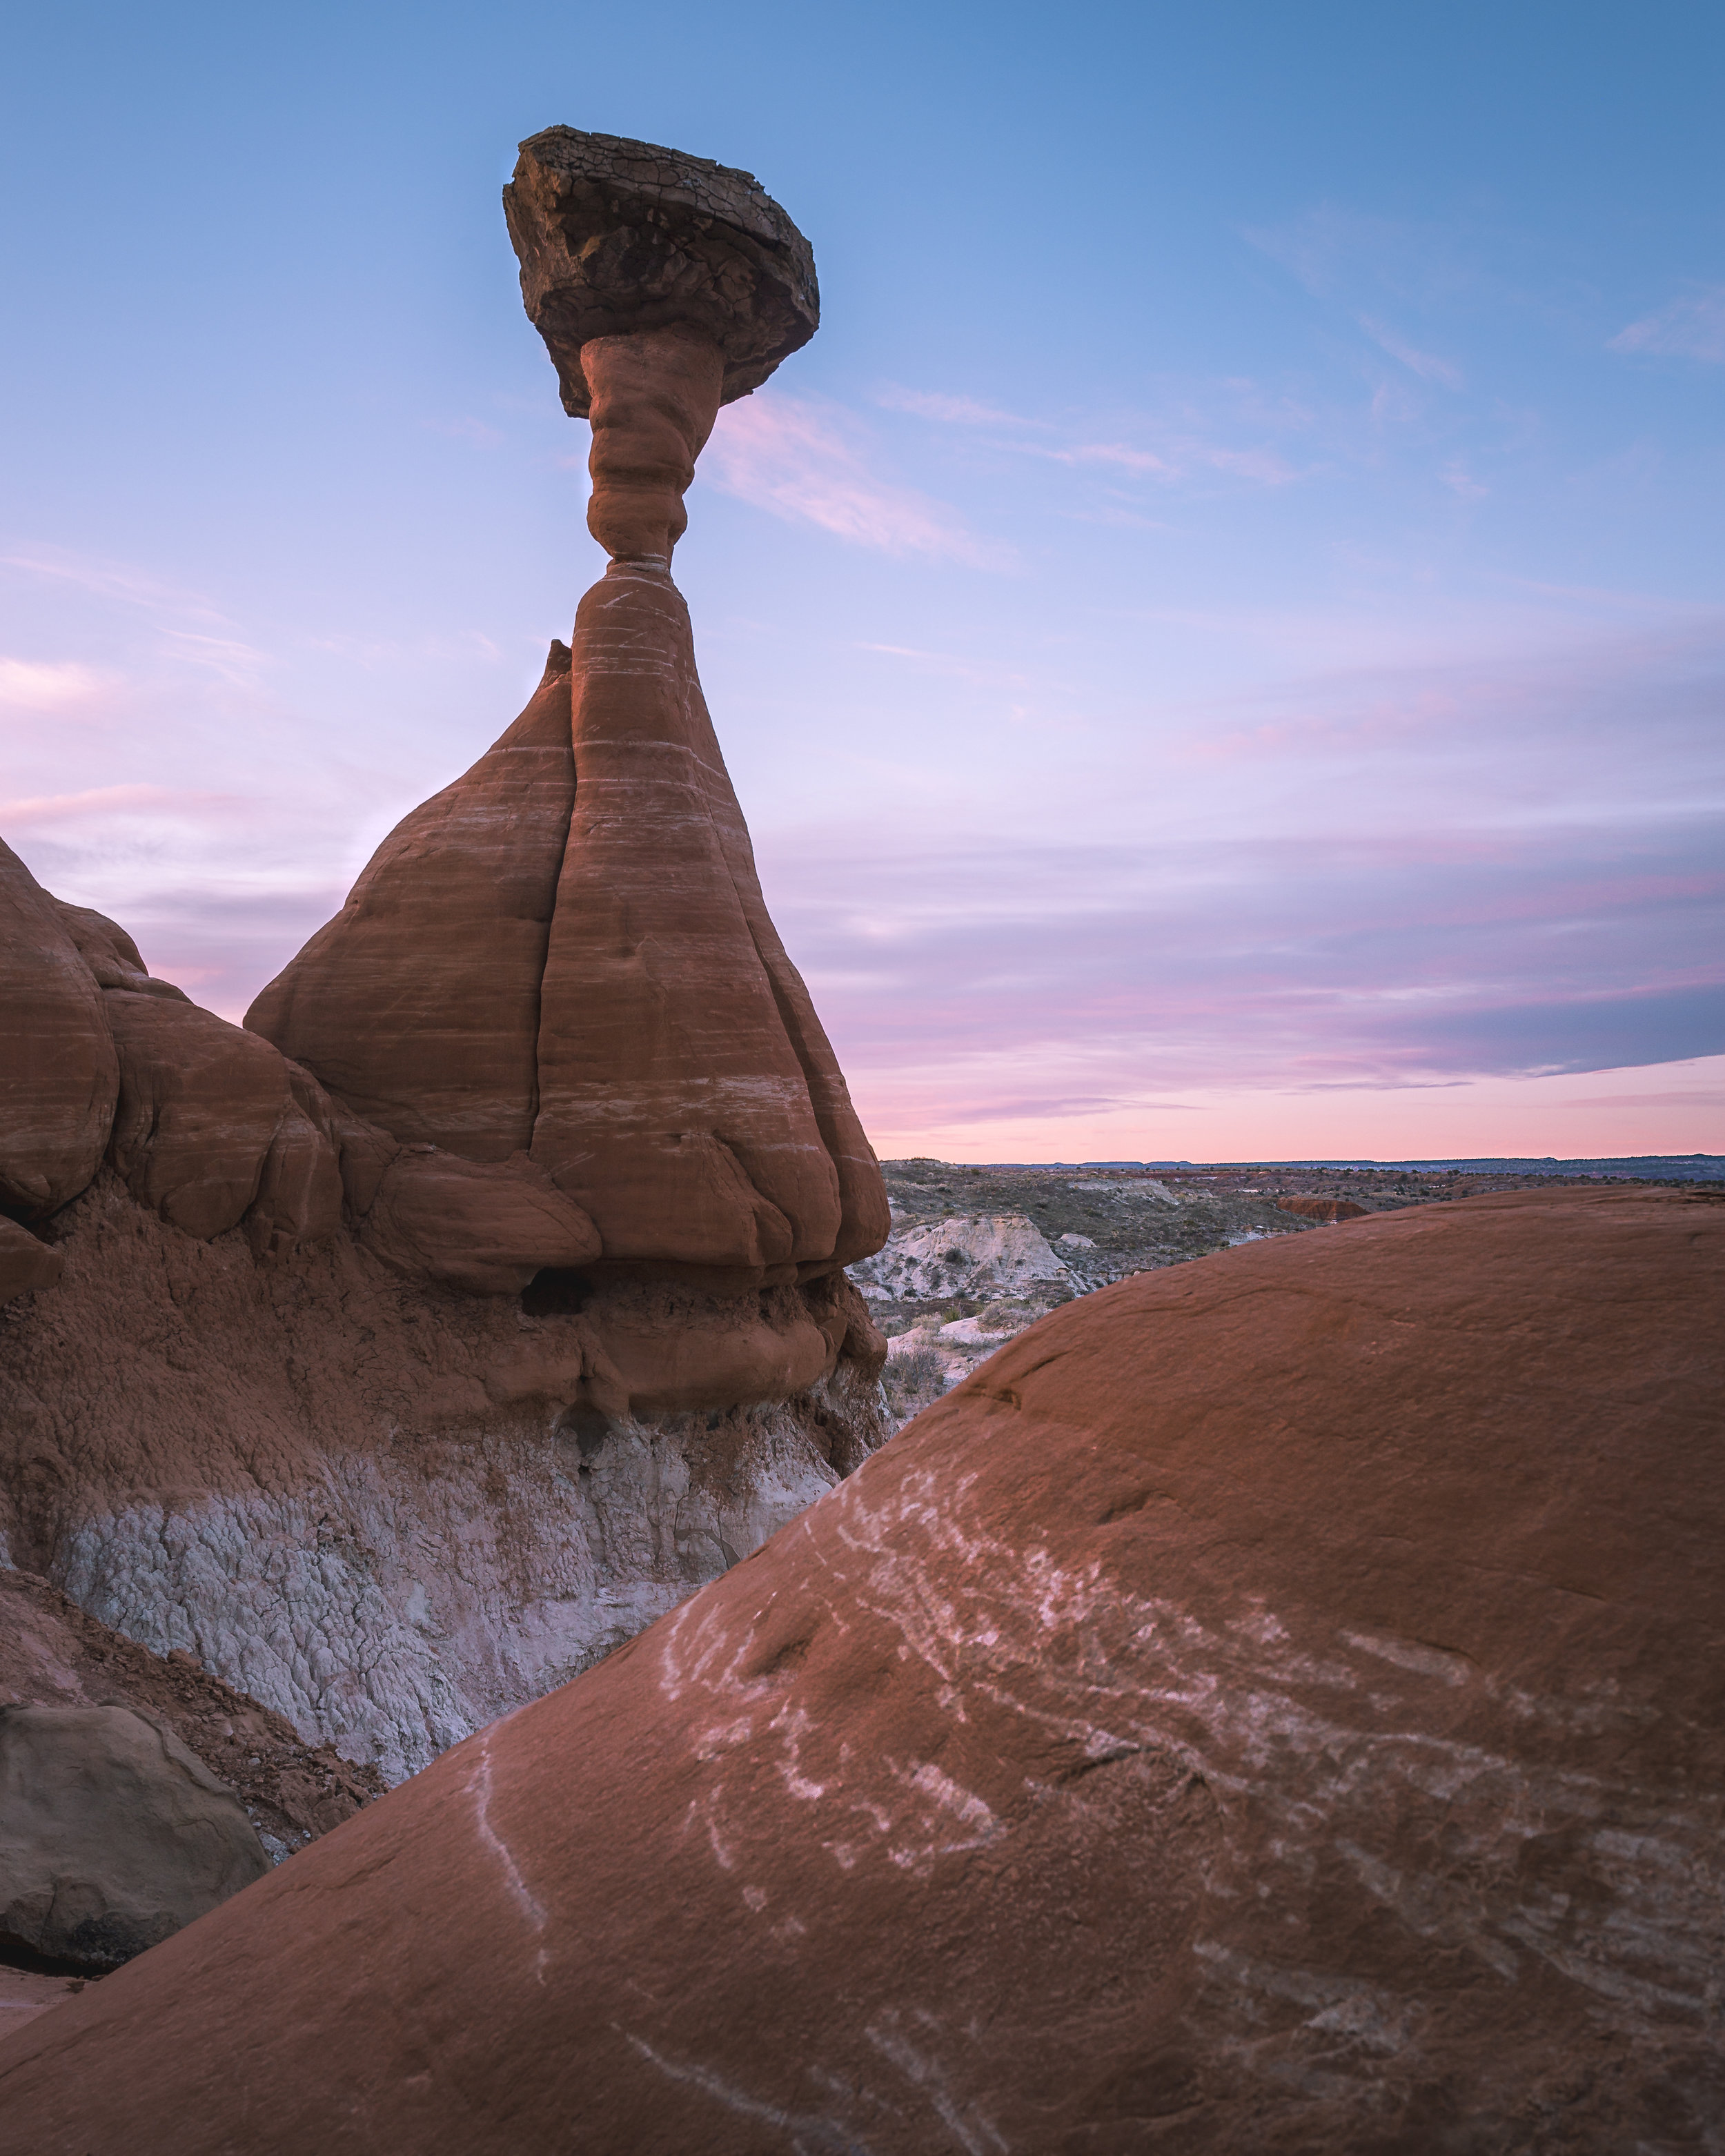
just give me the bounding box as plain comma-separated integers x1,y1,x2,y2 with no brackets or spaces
3,1187,1718,2150
533,555,885,1272
0,127,890,1790
105,992,300,1242
1276,1193,1369,1221
244,646,576,1160
0,841,117,1223
0,1167,885,1781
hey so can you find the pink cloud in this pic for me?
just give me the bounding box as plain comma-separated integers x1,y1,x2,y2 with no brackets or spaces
0,782,237,828
0,658,115,711
701,394,1014,568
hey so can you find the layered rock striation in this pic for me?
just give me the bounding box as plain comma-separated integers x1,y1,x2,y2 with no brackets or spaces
0,129,889,1779
4,1188,1719,2150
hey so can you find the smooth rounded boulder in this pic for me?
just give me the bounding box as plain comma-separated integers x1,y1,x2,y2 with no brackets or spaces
105,993,297,1240
1,1185,1717,2151
0,1705,268,1973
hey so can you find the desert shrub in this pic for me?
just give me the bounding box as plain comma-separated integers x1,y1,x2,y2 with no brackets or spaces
884,1345,947,1416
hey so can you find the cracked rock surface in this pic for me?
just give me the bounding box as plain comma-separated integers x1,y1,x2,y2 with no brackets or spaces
1,1175,885,1783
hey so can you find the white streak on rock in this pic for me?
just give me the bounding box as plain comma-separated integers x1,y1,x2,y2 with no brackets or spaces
621,2030,877,2155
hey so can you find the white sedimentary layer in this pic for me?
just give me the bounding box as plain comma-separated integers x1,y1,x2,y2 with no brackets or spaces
850,1214,1072,1303
52,1401,851,1785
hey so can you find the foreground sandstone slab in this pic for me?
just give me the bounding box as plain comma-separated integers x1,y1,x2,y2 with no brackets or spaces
3,1187,1718,2150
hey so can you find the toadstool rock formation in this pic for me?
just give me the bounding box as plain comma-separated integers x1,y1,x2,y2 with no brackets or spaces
3,1187,1719,2150
246,123,887,1336
0,130,889,1779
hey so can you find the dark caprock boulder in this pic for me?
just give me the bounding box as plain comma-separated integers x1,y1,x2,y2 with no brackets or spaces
3,1186,1718,2150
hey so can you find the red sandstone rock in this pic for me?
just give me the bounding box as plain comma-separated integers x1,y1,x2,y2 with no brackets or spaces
4,1187,1717,2150
1276,1193,1369,1221
246,646,576,1160
105,993,297,1241
244,1098,344,1263
0,1168,887,1779
359,1146,600,1298
50,900,190,1002
582,322,723,563
532,559,888,1272
0,842,118,1221
245,137,887,1298
0,1218,61,1307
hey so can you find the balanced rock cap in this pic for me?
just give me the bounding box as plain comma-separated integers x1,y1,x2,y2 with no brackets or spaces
504,127,820,417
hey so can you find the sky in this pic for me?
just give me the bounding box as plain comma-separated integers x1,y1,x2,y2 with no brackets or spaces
3,0,1721,1162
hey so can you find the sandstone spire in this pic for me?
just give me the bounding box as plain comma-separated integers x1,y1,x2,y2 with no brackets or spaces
248,128,887,1285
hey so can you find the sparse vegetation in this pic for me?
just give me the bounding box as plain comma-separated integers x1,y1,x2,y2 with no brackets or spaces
883,1345,947,1418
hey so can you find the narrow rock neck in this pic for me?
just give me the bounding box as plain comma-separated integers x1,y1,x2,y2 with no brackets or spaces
582,324,724,568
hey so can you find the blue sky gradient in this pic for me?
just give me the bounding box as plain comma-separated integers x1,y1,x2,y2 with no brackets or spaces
3,1,1720,1156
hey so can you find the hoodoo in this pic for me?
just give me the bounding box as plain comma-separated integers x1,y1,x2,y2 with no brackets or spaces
3,1189,1718,2150
246,126,887,1347
0,131,889,1781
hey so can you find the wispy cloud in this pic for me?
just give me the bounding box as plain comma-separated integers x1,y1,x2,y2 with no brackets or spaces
0,546,226,621
420,415,506,446
751,617,1725,1133
0,782,237,828
701,393,1014,568
880,390,1305,491
1243,206,1482,310
1610,286,1725,364
1046,438,1300,486
871,386,1036,428
159,631,270,686
0,658,115,711
1441,461,1489,500
1359,316,1463,388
